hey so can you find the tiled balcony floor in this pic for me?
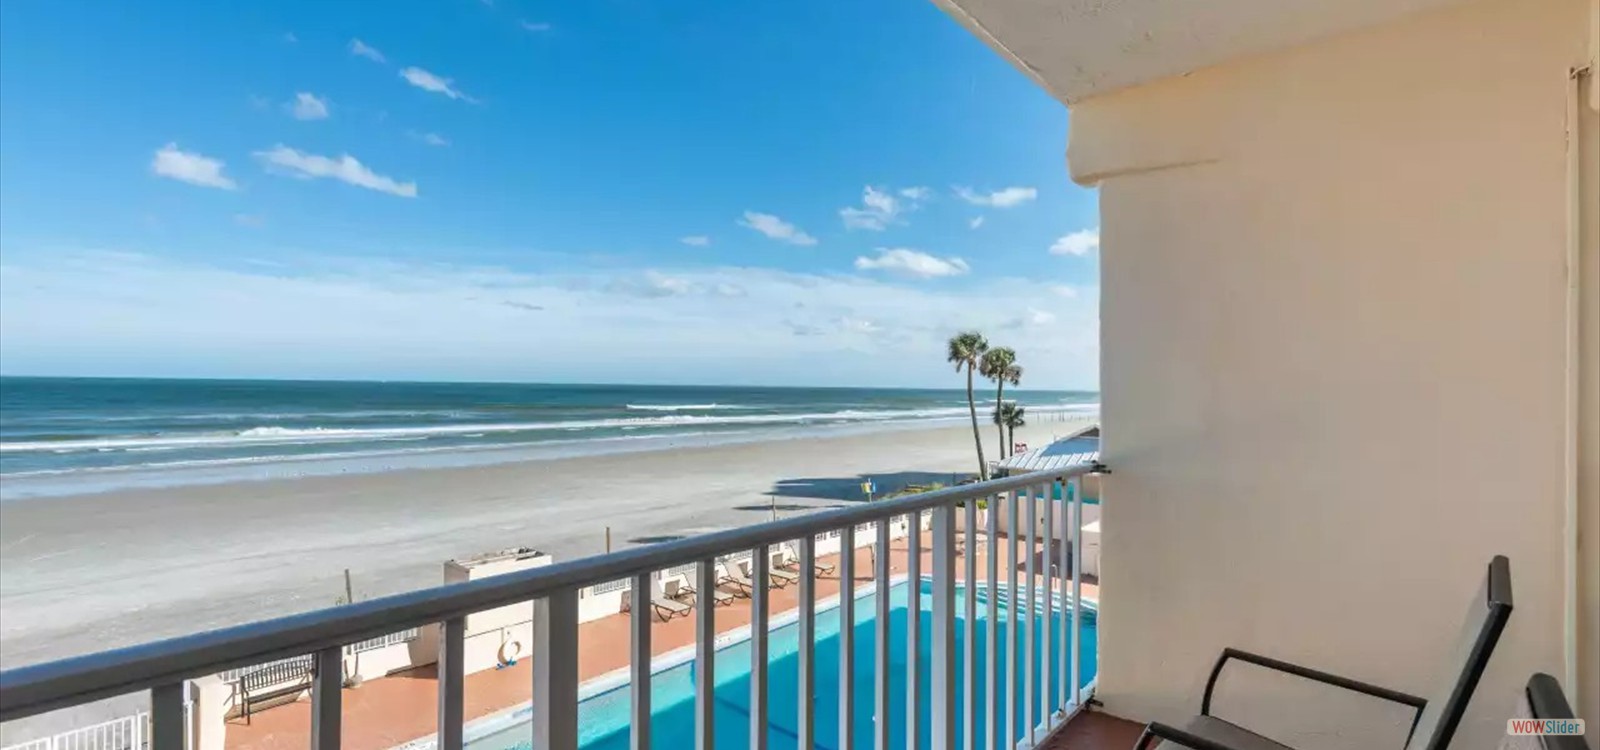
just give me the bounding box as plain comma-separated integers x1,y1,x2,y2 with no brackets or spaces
226,532,1101,750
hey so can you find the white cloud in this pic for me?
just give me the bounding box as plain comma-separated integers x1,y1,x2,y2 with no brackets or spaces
680,235,711,247
738,211,817,246
288,92,330,121
282,32,298,44
253,145,417,198
969,216,985,229
839,185,930,231
953,186,1037,208
0,252,1099,387
519,20,552,31
1001,307,1059,330
1048,284,1078,298
150,143,237,190
1049,228,1100,256
853,248,970,279
409,131,450,147
233,214,266,228
349,39,386,63
400,67,477,103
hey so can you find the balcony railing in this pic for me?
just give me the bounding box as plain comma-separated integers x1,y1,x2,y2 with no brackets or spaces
0,464,1103,750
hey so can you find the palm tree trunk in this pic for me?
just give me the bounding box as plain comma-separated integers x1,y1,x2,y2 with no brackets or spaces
994,381,1007,460
1008,423,1016,453
965,365,987,480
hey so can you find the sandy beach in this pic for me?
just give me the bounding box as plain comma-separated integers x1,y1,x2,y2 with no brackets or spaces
0,419,1073,671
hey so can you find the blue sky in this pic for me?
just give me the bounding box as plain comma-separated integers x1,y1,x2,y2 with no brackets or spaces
0,0,1101,389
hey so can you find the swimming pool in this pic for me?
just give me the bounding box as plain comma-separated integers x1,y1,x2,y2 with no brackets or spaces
467,579,1097,750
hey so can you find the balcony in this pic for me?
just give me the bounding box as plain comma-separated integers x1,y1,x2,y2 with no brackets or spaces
0,466,1118,750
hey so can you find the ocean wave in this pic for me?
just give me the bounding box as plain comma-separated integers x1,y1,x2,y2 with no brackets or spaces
0,429,761,478
623,403,751,411
0,407,988,453
1,404,1098,455
16,409,489,423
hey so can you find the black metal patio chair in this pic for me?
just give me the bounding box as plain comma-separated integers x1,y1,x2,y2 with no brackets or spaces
1499,673,1591,750
1136,555,1513,750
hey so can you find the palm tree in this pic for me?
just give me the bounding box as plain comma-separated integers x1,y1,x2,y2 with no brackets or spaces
947,331,990,479
993,403,1027,458
979,347,1022,459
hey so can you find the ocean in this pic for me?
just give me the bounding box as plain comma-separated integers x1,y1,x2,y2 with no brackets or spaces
0,377,1098,498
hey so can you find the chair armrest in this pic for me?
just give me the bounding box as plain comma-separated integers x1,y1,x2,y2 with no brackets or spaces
1202,648,1427,718
1135,722,1248,750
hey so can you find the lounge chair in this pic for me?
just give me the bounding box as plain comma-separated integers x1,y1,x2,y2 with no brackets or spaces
622,582,692,622
680,581,734,606
776,542,836,577
717,560,756,598
1135,555,1513,750
649,593,691,622
784,559,844,575
1500,673,1591,750
769,565,799,587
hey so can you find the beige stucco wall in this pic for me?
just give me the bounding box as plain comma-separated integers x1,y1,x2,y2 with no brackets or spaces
1576,34,1599,732
1070,0,1595,746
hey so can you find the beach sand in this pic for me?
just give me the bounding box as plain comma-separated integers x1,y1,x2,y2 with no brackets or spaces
0,420,1075,671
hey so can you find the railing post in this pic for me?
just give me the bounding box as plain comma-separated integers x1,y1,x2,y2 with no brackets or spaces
750,546,769,750
1070,478,1084,707
875,520,892,750
532,591,578,750
149,684,183,750
311,647,342,750
694,560,716,750
1024,485,1038,745
631,573,653,750
839,526,856,750
985,493,1000,750
438,617,466,750
798,536,817,750
1057,480,1070,714
1042,482,1055,727
963,498,978,750
1005,491,1019,749
906,512,922,750
931,505,957,750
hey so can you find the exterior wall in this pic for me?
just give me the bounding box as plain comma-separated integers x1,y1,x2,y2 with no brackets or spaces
445,551,550,676
1070,0,1594,745
1576,27,1599,729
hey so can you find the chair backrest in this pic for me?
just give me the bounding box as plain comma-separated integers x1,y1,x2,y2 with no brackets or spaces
1404,555,1515,750
1499,673,1592,750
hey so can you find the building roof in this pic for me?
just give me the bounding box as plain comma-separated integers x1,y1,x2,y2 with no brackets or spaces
931,0,1473,103
997,425,1100,473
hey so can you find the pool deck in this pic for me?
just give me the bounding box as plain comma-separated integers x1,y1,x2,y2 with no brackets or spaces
224,533,1105,750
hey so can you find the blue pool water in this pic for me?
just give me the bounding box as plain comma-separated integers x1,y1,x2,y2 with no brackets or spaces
472,580,1098,750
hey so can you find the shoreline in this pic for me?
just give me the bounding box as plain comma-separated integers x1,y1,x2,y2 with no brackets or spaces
0,410,1097,501
0,418,1085,671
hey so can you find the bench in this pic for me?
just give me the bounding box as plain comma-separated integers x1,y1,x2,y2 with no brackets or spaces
236,655,315,723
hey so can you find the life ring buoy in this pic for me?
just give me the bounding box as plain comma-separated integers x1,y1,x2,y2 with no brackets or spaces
498,639,523,666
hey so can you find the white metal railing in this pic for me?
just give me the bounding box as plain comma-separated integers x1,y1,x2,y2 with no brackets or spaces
344,628,420,655
1,711,149,750
0,465,1103,750
586,578,629,596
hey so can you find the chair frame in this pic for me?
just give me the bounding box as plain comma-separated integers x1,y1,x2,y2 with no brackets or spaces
1519,673,1591,750
1136,556,1512,750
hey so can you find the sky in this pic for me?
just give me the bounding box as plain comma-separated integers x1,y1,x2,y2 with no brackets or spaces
0,0,1101,389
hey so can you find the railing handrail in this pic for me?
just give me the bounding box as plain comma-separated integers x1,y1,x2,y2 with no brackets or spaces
0,465,1098,722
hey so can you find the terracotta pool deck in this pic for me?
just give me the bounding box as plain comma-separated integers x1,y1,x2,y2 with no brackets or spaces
225,533,1102,750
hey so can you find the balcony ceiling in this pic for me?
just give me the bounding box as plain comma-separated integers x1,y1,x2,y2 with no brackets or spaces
932,0,1472,103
